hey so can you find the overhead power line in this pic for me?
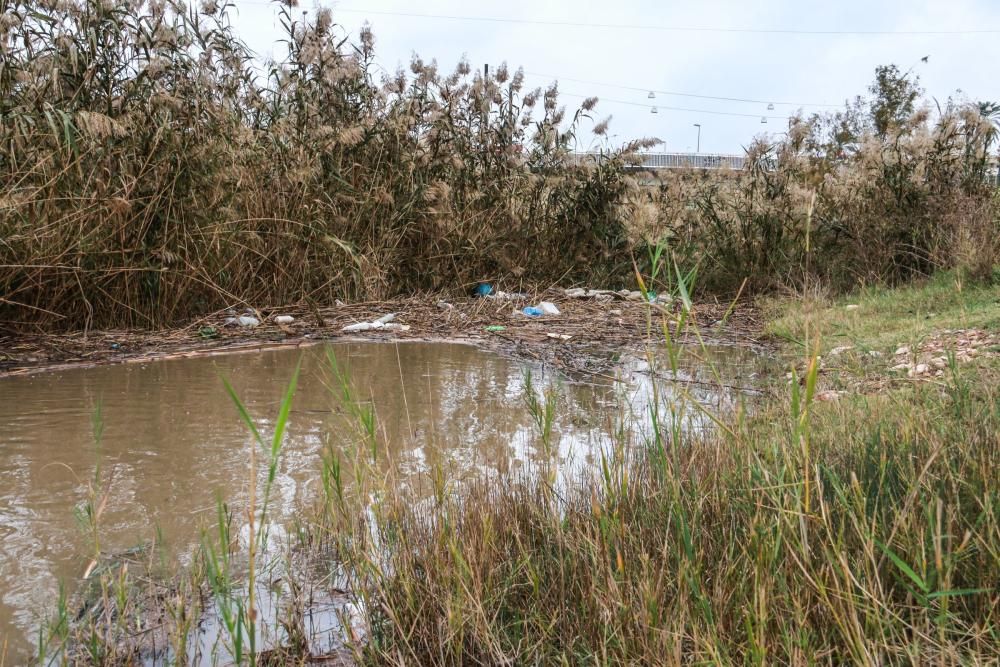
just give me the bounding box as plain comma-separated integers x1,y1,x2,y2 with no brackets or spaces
327,7,999,36
557,92,791,120
523,71,842,108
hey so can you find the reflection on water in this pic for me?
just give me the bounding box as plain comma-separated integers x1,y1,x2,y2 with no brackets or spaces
0,341,756,660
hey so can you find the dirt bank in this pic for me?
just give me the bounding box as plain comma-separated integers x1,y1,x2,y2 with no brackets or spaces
0,290,765,379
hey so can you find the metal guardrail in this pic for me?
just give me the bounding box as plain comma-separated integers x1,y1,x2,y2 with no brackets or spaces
636,152,747,170
570,151,747,171
570,152,1000,184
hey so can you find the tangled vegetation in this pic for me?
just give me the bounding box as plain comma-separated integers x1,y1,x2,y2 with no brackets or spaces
1,1,998,332
1,0,652,331
644,79,1000,293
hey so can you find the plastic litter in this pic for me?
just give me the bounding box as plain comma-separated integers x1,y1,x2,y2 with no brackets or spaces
437,300,454,310
546,333,572,341
274,315,295,325
484,325,506,332
522,306,543,317
342,313,403,333
475,283,494,297
538,301,560,315
235,315,259,327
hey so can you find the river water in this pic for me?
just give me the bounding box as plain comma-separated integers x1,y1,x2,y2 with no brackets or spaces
0,341,754,661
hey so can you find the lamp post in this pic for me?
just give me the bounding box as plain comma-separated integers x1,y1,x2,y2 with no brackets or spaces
693,123,701,153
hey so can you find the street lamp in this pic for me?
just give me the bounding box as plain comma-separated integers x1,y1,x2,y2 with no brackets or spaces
693,123,701,153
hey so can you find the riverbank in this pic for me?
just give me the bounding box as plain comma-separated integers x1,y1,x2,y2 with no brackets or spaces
19,274,1000,665
0,289,765,379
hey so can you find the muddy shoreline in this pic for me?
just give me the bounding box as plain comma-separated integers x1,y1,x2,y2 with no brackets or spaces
0,291,767,379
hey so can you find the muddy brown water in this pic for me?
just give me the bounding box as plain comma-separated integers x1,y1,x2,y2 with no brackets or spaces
0,341,755,661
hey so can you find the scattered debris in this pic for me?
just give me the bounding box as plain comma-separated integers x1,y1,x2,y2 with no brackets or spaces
273,315,295,325
522,306,543,317
563,287,671,305
0,292,762,378
436,300,454,310
343,313,406,333
486,290,528,301
845,304,860,311
546,333,572,341
484,325,506,333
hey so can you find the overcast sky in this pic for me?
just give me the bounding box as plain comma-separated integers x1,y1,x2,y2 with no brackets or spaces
228,0,998,154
